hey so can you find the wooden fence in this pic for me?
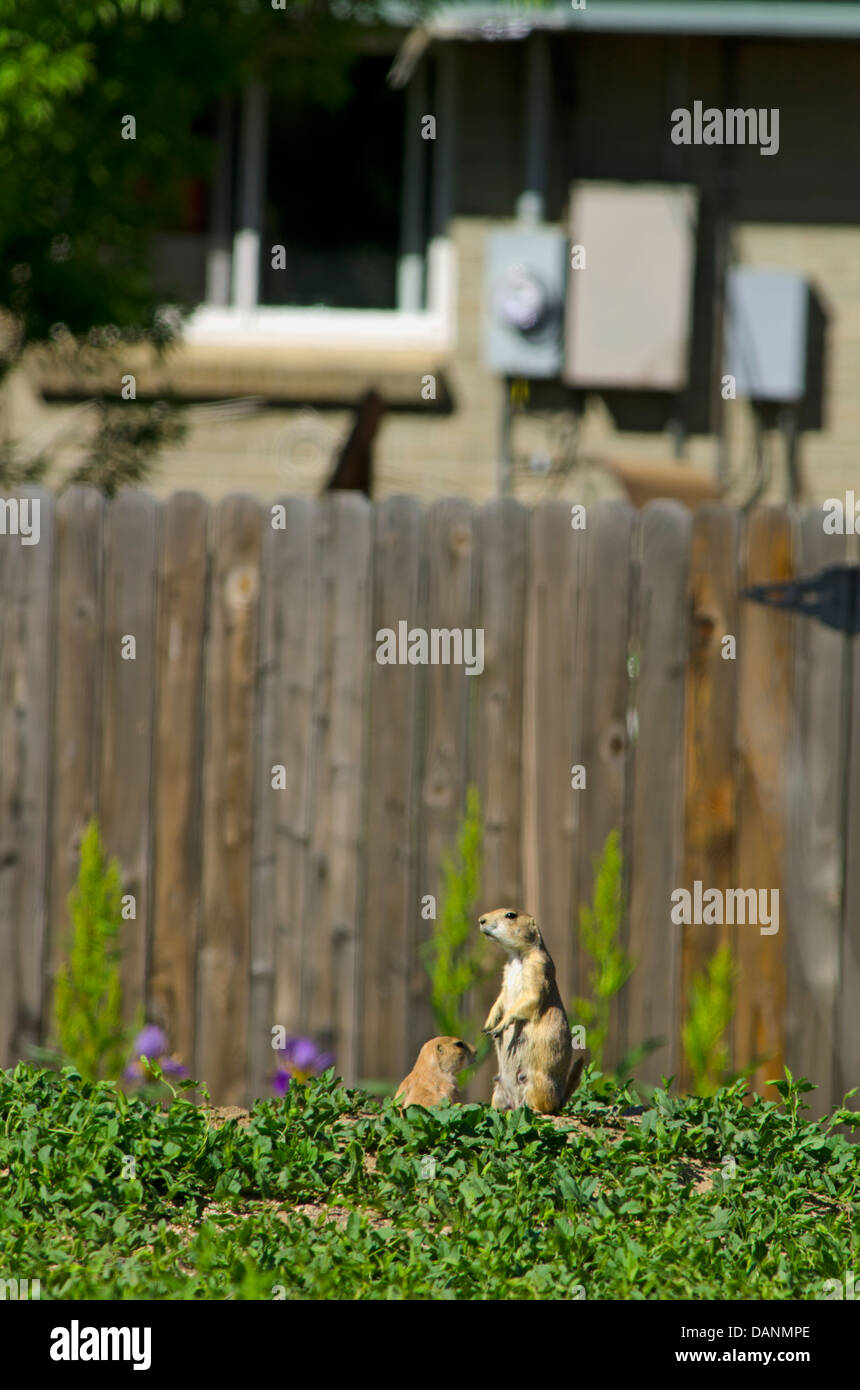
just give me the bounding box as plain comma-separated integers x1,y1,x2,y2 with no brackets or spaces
1,488,858,1112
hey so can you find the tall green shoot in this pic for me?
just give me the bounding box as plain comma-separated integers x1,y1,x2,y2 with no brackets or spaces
572,829,635,1071
682,944,737,1096
52,817,128,1082
422,785,490,1058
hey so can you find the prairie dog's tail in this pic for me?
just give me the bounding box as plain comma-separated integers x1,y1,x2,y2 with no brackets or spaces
561,1055,584,1108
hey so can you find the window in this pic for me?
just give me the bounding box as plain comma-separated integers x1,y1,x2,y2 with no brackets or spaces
261,56,406,310
151,51,456,349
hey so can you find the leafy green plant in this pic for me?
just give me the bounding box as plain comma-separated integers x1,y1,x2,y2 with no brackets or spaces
769,1066,818,1133
68,397,188,496
572,829,641,1072
51,817,130,1082
0,439,48,490
682,944,738,1097
1,1060,858,1300
421,785,490,1066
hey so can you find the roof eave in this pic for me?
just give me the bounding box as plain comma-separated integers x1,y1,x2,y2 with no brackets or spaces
389,2,860,42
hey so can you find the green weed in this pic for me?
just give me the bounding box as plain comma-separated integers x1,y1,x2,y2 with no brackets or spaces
421,785,491,1070
683,945,737,1096
1,1064,858,1300
572,829,661,1074
51,818,132,1083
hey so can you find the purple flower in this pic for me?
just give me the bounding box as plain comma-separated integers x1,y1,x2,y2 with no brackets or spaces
272,1036,334,1094
125,1024,188,1081
134,1025,167,1059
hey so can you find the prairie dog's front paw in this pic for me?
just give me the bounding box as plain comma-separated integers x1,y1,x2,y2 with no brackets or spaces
490,1018,510,1039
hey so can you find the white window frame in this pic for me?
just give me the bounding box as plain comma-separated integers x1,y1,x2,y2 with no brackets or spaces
183,56,457,355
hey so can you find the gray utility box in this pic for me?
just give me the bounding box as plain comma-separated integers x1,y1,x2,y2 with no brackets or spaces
724,267,810,401
563,181,698,392
483,227,568,377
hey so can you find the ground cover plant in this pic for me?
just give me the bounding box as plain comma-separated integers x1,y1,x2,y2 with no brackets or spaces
1,1062,858,1300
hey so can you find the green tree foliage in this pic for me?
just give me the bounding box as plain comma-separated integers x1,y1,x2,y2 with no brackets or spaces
572,829,634,1071
52,817,128,1082
423,785,490,1049
2,1,213,367
68,398,187,495
0,0,425,486
682,944,737,1097
0,0,428,367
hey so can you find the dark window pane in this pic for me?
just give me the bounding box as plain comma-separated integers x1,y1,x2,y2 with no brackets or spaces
262,56,406,309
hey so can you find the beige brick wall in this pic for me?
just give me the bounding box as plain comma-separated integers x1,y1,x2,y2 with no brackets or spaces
5,22,860,509
1,218,508,505
4,212,855,508
732,224,860,502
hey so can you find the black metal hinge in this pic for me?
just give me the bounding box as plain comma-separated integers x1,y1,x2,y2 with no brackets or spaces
743,564,860,635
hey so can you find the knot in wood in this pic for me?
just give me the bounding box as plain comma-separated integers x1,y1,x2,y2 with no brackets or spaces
601,721,626,763
225,564,259,609
692,606,718,650
448,523,471,556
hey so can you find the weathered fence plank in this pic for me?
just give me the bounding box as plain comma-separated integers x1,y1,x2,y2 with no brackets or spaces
0,503,10,1064
299,496,372,1084
0,489,54,1065
412,499,477,1062
472,497,528,1096
151,492,208,1073
626,501,691,1084
784,509,847,1115
474,498,528,907
735,506,792,1098
48,488,104,994
680,503,740,1089
196,495,263,1106
571,499,635,1069
100,491,158,1025
834,528,860,1110
251,497,317,1098
299,500,332,1050
521,500,581,1007
251,500,280,1100
310,494,372,1085
268,499,317,1080
362,495,425,1084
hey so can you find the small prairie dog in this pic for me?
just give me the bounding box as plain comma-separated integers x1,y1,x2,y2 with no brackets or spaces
480,908,583,1115
395,1037,475,1108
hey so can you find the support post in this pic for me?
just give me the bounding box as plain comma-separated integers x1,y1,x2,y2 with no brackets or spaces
516,33,550,225
397,59,428,312
205,96,234,307
232,83,268,313
427,45,458,319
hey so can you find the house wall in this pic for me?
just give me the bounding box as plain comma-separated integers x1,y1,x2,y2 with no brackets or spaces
5,31,860,505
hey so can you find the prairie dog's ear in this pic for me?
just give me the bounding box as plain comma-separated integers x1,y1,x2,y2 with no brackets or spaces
436,1041,444,1056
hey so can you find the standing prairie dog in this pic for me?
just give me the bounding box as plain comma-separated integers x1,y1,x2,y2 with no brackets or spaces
395,1037,475,1108
480,908,583,1115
